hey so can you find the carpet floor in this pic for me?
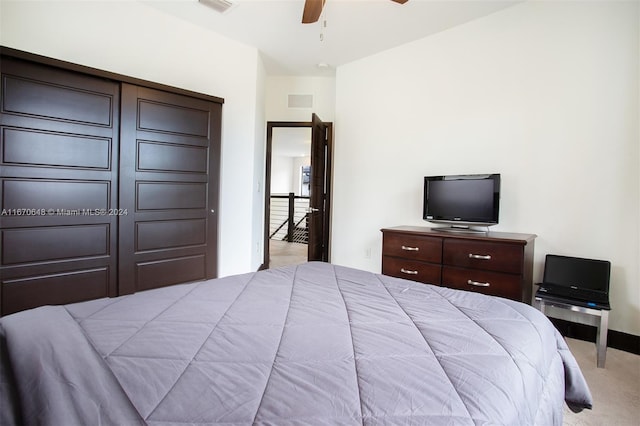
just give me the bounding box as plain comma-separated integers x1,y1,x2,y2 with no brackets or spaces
563,337,639,425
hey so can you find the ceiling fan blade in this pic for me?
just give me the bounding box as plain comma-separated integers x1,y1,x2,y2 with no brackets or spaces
391,0,409,4
302,0,325,24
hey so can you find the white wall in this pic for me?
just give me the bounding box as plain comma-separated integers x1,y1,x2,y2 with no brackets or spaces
251,56,267,270
0,0,267,276
266,76,336,122
292,156,311,195
271,156,295,194
269,155,311,195
333,1,639,335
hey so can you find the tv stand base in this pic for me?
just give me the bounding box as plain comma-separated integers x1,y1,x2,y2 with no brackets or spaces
432,225,488,234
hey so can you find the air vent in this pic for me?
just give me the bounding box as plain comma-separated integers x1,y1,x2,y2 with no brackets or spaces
198,0,234,13
288,94,313,109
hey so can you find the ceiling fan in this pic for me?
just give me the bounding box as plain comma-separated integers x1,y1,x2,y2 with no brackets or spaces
302,0,409,24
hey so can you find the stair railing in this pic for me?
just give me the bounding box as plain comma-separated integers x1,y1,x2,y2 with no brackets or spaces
269,193,310,243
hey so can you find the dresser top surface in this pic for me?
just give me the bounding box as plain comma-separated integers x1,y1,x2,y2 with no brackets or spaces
381,226,537,244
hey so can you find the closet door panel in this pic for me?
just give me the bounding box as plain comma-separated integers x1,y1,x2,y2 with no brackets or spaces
136,182,207,210
136,255,206,292
137,141,208,173
3,179,110,210
2,74,114,126
0,57,119,315
138,100,209,136
2,225,109,264
136,219,206,251
119,84,220,295
2,128,111,169
2,268,109,315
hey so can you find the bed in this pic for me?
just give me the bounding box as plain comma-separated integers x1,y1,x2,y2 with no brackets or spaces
1,262,591,425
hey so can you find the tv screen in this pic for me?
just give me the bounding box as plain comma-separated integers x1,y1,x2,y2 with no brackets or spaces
423,174,500,229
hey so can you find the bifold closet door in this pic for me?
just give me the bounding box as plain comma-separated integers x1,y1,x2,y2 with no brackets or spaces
118,84,220,294
0,58,120,315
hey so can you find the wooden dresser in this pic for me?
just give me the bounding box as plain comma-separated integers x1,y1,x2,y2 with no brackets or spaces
381,226,536,303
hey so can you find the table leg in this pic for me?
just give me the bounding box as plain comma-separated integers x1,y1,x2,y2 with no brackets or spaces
596,310,609,368
539,299,546,315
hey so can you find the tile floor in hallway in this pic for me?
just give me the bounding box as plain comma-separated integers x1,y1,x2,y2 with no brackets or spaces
269,240,308,268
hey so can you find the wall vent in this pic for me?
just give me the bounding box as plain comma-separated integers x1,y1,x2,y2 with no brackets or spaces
199,0,234,14
288,94,313,109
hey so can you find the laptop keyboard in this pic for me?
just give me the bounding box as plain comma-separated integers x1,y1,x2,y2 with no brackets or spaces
537,285,609,307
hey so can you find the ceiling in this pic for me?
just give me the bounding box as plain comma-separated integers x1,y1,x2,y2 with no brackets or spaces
146,0,522,76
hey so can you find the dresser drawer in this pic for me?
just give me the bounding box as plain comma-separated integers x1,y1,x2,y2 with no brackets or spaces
443,239,523,274
382,232,442,263
442,266,521,300
382,256,442,285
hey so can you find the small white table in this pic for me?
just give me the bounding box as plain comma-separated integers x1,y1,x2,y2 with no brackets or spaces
535,296,610,368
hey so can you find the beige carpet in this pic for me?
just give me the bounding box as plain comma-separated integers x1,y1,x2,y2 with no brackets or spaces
563,337,640,425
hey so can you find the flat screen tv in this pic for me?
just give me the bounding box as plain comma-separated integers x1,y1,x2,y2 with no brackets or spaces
423,174,500,232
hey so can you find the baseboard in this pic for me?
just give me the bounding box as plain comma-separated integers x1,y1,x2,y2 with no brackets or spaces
550,318,640,355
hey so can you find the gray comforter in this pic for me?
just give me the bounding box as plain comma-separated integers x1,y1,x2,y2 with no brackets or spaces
1,262,591,425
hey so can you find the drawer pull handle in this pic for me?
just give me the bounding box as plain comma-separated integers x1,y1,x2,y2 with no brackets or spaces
468,279,491,287
401,245,420,251
469,253,491,260
401,268,418,275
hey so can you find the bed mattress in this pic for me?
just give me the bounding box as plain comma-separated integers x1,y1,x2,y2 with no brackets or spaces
1,262,592,425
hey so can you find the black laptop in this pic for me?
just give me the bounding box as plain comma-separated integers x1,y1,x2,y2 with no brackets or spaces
535,254,611,310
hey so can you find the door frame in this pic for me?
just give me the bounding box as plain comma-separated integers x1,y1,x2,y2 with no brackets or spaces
262,119,332,269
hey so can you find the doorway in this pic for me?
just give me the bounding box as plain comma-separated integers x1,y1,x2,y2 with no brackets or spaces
263,115,332,269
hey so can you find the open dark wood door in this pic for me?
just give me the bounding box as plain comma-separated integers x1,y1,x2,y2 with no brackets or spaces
308,114,331,262
118,83,221,294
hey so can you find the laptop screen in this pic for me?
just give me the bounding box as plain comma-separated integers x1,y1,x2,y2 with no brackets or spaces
543,255,610,294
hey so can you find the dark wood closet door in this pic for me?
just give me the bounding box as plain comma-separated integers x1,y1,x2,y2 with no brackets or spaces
118,84,220,294
0,57,120,315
